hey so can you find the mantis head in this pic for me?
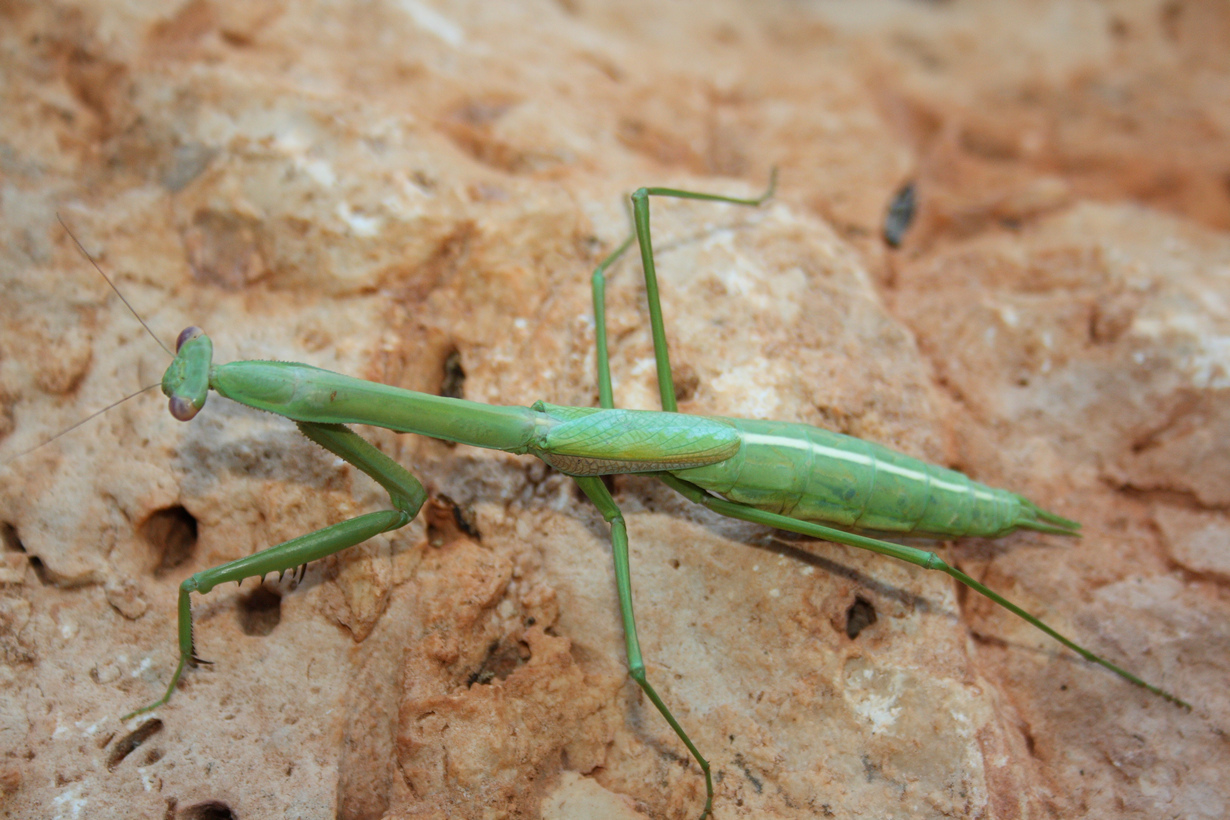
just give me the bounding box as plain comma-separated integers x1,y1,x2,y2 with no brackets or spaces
162,327,213,421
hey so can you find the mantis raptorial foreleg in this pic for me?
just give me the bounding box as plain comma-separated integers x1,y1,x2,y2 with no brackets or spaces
123,421,427,719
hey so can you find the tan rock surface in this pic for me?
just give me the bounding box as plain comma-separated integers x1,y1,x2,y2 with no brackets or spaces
0,1,1226,818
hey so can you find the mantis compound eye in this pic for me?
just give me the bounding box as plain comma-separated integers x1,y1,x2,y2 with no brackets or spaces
168,395,201,421
176,326,205,353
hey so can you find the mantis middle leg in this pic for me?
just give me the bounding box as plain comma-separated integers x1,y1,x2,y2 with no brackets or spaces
576,174,777,818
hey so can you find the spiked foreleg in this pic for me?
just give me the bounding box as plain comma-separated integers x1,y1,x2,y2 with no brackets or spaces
124,422,427,719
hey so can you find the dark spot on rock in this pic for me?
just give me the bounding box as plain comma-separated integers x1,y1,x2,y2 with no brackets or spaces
179,801,237,820
142,506,198,578
237,585,281,637
440,348,466,400
107,718,163,771
845,596,877,640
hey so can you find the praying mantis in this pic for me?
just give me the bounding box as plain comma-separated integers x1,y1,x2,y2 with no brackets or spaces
12,172,1189,819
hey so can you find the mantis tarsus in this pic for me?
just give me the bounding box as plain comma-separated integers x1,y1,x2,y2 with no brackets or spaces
50,172,1186,819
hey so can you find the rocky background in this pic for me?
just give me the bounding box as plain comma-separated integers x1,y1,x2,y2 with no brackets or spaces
0,1,1227,818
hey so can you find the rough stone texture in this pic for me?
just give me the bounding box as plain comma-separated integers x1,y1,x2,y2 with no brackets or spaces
0,1,1227,818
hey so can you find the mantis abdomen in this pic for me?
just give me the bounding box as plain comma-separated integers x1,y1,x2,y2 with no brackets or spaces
673,417,1078,538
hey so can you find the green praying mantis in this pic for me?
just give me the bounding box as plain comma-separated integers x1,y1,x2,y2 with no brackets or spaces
33,172,1187,819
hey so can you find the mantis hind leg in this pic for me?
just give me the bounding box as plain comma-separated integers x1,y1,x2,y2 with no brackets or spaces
590,171,777,411
658,473,1190,710
123,422,427,720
